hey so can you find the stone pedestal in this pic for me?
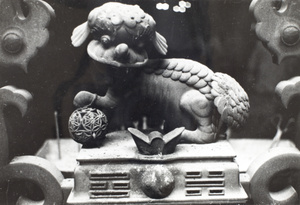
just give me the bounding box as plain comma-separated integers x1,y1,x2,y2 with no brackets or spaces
67,131,247,204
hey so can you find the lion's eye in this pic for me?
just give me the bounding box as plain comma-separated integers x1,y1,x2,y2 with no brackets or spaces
101,35,111,45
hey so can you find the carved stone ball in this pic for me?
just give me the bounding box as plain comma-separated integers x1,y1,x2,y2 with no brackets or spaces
68,107,108,144
140,165,175,199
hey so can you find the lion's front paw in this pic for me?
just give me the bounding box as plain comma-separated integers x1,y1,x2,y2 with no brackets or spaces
73,91,97,108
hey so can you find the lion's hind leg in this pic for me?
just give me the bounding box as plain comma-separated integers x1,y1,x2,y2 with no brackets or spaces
179,90,217,143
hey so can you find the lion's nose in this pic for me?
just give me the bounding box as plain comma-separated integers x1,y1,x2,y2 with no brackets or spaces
114,43,129,61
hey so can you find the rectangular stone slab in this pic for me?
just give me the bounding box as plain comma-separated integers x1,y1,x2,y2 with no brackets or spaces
76,131,236,163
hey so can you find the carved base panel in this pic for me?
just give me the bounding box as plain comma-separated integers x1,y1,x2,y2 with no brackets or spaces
67,131,247,204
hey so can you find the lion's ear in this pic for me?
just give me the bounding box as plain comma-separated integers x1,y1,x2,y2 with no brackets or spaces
153,32,168,55
71,22,90,47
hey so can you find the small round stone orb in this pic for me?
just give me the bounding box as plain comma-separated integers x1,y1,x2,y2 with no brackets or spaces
140,165,175,199
68,107,108,144
281,26,300,46
2,32,24,54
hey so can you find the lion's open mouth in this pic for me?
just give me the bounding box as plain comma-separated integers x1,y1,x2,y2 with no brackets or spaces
87,40,148,68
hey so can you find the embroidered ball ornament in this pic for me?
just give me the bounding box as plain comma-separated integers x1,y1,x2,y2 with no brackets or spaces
68,108,108,144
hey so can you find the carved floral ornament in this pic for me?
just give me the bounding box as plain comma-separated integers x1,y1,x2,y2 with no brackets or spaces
0,0,54,72
251,0,300,123
250,0,300,64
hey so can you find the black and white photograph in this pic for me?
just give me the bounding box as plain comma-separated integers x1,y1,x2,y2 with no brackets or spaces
0,0,300,204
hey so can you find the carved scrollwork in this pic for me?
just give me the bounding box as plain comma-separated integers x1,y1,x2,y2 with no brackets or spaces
0,87,64,204
0,0,55,72
250,0,300,64
0,156,64,205
247,147,300,204
275,76,300,108
0,86,32,167
0,85,64,204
